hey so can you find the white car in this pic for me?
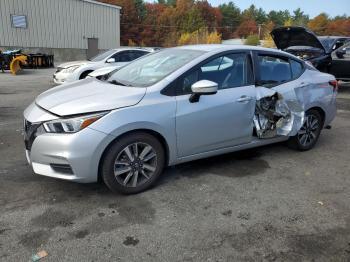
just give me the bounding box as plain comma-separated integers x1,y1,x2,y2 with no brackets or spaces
87,65,119,79
53,47,154,84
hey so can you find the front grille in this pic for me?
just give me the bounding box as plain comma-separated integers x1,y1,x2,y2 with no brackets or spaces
24,119,41,151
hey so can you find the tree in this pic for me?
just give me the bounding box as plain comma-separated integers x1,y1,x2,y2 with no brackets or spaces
268,10,291,27
219,2,241,39
242,5,267,24
179,7,205,33
293,8,309,26
325,19,350,36
235,19,258,38
308,13,329,35
196,1,222,31
262,21,276,48
158,0,176,5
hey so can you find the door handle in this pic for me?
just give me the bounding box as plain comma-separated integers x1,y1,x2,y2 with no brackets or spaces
236,96,252,103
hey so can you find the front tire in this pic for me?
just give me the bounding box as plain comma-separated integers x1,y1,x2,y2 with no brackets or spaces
101,132,165,194
288,109,322,151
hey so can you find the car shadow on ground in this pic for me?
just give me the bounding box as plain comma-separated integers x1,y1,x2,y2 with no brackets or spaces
157,142,286,188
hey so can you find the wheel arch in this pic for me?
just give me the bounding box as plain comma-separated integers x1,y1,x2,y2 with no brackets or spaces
97,128,170,182
306,106,326,127
79,70,94,79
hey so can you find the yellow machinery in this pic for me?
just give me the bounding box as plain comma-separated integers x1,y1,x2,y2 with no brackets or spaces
10,55,28,75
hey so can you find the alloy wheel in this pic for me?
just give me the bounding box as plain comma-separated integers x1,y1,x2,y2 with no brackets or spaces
114,142,157,187
297,114,320,147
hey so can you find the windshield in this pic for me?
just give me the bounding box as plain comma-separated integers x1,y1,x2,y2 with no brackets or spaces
108,49,205,87
90,49,116,62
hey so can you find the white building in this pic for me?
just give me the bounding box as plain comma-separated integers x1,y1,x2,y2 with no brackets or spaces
0,0,121,61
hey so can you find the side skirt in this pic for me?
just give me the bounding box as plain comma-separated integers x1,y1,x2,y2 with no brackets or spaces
173,136,288,165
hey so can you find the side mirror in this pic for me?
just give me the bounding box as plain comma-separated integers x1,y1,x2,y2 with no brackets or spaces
189,80,218,103
106,58,116,63
335,49,346,59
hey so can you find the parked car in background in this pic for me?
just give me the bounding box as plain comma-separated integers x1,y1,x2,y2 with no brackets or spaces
86,65,119,80
53,47,155,84
271,26,350,76
329,41,350,81
24,45,337,194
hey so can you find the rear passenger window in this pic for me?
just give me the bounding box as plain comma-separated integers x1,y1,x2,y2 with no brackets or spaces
258,55,292,87
178,53,252,95
290,59,303,78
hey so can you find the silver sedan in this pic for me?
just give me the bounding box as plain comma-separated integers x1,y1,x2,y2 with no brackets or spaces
24,45,337,194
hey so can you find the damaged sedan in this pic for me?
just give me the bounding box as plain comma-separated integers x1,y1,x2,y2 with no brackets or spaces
24,45,337,194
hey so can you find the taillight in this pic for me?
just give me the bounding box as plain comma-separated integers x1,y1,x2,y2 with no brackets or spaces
329,80,338,92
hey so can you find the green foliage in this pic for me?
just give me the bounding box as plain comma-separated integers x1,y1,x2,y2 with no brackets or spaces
99,0,350,47
178,28,221,45
244,34,260,46
180,7,205,33
292,8,309,26
268,10,291,27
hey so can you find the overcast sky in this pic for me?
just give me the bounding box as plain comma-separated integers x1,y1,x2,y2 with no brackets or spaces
146,0,350,18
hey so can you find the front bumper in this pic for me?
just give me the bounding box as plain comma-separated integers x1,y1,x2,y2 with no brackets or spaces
25,127,113,183
23,109,114,183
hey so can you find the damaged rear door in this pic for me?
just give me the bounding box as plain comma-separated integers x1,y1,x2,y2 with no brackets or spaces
252,52,305,139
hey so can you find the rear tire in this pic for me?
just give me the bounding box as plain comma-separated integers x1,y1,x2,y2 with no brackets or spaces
288,109,322,151
101,132,165,194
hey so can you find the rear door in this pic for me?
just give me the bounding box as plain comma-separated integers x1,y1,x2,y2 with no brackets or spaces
254,52,307,136
175,52,256,157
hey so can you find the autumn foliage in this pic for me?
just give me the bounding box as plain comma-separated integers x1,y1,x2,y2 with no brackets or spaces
98,0,350,47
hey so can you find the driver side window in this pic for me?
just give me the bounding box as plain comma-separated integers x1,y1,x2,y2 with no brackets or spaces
178,53,252,95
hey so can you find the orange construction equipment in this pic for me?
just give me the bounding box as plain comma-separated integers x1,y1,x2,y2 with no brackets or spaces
10,55,28,75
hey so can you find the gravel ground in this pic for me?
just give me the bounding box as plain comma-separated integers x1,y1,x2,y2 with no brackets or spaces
0,69,349,262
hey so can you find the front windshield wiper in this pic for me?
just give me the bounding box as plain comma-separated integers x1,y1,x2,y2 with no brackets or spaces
108,79,134,87
108,80,126,86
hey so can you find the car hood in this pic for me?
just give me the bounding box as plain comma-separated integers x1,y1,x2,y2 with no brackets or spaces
271,26,326,53
35,78,146,116
58,60,90,69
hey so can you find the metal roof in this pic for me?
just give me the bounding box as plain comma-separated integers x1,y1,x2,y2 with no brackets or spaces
82,0,121,9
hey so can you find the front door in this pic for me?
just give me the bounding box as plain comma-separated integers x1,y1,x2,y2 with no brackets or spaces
175,53,256,157
87,38,99,60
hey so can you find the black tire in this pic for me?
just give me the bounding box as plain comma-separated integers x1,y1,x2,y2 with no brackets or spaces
287,109,323,151
79,71,93,79
101,132,165,194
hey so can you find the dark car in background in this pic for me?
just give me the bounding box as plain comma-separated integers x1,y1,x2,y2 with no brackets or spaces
329,41,350,81
271,26,350,80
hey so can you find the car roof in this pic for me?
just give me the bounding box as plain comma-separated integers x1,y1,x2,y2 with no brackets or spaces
175,44,281,53
318,36,350,40
111,47,157,52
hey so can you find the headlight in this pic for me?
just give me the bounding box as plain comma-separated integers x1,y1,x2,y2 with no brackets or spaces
43,112,108,133
62,65,80,73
